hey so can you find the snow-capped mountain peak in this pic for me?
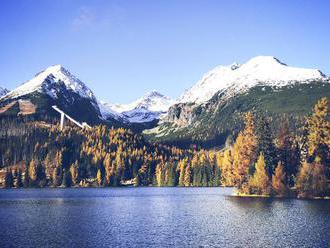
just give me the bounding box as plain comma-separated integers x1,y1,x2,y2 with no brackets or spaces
109,90,174,113
179,56,328,104
0,86,9,98
133,90,175,112
100,90,175,123
4,64,96,101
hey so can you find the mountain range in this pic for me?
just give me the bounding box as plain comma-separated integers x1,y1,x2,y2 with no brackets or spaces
1,56,329,147
0,65,174,127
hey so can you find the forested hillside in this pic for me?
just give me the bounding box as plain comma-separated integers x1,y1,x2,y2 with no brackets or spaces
147,82,330,148
0,97,329,199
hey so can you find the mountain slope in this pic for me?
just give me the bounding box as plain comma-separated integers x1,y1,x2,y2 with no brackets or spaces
145,56,330,147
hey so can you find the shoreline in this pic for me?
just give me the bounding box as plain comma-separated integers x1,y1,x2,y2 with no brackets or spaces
234,192,330,200
1,186,330,200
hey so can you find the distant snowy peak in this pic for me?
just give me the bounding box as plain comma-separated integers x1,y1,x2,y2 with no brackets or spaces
179,56,328,104
0,87,9,98
110,90,175,113
100,91,175,123
98,100,127,122
134,90,175,112
5,65,97,101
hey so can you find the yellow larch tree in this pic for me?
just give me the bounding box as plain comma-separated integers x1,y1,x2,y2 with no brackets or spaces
221,149,234,186
306,97,330,163
272,161,289,197
232,112,258,190
247,153,271,195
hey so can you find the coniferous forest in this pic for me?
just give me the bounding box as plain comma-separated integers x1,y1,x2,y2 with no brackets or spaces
0,97,329,199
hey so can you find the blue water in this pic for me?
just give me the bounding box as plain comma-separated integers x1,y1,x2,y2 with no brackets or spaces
0,187,329,248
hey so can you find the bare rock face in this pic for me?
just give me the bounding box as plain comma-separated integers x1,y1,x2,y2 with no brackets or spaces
166,102,197,127
18,99,36,115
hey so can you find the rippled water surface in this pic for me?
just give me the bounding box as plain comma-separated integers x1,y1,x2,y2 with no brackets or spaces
0,187,329,248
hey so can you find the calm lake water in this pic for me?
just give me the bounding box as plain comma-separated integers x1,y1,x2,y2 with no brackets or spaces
0,187,329,248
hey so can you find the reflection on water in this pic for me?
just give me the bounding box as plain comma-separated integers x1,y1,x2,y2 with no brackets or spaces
0,188,329,248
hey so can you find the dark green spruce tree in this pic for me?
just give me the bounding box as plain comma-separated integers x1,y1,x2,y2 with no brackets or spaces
62,169,72,187
15,170,23,188
4,170,14,188
256,115,277,175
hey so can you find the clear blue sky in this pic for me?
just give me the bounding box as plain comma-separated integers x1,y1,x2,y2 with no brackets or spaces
0,0,329,103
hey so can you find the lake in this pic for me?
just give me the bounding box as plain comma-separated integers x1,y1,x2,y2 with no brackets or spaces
0,187,329,248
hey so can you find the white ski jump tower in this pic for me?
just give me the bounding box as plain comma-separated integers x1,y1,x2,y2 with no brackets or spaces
52,105,91,130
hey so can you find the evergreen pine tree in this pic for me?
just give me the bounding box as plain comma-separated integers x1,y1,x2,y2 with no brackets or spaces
276,121,299,186
4,169,14,188
62,169,72,187
15,169,23,188
37,162,47,187
256,116,277,175
213,164,221,187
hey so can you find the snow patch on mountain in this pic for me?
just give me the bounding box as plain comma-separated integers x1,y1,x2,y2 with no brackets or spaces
122,108,163,123
4,65,97,102
179,56,328,104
